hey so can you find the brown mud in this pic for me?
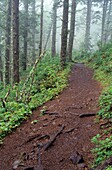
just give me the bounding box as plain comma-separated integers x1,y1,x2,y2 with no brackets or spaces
0,64,102,170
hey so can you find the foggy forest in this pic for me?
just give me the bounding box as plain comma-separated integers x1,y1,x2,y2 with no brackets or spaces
0,0,112,170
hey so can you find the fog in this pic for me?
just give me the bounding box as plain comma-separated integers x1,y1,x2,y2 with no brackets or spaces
43,0,105,53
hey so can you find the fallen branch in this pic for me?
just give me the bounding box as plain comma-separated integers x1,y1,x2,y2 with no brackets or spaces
4,89,10,101
20,51,46,102
44,125,65,151
79,113,96,118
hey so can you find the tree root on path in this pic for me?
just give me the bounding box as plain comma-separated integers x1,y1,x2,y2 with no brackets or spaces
79,113,96,118
21,134,50,146
44,125,65,151
24,125,65,170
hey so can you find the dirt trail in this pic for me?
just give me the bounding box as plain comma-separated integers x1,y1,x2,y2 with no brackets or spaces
0,64,102,170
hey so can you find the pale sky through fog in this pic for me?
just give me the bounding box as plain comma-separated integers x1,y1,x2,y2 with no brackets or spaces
43,0,102,50
44,0,53,7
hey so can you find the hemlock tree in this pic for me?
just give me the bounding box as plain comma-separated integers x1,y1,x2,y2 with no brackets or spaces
101,0,109,44
60,0,69,68
0,39,3,82
51,0,58,57
68,0,76,61
12,0,20,83
84,0,92,51
23,0,29,71
104,0,112,43
39,0,44,56
5,0,11,84
32,0,36,62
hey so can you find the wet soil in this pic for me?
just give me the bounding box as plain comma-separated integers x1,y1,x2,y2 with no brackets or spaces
0,64,102,170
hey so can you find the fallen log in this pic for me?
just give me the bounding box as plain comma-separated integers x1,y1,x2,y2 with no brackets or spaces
44,125,65,151
79,113,96,118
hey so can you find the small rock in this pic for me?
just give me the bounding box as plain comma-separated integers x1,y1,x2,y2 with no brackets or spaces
13,160,22,169
43,123,48,127
59,158,64,162
52,121,56,125
86,124,92,128
70,151,84,165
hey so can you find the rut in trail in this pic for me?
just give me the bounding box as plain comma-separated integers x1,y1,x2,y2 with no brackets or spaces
0,64,101,170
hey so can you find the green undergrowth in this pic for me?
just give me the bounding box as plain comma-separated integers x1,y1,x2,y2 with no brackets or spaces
106,166,112,170
87,42,112,167
0,54,72,143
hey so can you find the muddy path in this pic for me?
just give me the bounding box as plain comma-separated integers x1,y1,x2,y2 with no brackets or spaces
0,64,102,170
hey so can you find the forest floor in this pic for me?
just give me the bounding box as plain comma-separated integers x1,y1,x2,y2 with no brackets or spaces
0,64,102,170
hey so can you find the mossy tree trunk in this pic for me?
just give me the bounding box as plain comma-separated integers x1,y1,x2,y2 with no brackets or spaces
101,0,109,45
60,0,69,69
68,0,76,61
85,0,92,51
12,0,20,83
23,0,29,71
51,0,58,57
39,0,44,56
5,0,11,84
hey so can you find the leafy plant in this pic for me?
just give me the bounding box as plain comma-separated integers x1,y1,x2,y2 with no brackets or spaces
86,42,112,168
106,166,112,170
92,135,112,166
0,54,72,143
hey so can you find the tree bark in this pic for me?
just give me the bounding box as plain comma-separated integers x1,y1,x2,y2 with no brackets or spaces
39,0,44,56
51,0,58,57
101,0,109,45
12,0,20,83
32,0,36,62
44,24,52,50
23,0,28,71
60,0,69,69
0,47,3,82
105,0,112,42
85,0,92,51
68,0,76,61
5,0,11,84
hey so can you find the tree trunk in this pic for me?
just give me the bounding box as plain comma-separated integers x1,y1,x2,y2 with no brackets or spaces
5,0,11,84
12,0,20,83
60,0,69,69
44,24,52,50
32,0,36,62
68,0,76,61
0,47,3,82
85,0,92,51
23,0,28,71
105,0,112,42
39,0,44,56
51,0,58,57
101,0,109,45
